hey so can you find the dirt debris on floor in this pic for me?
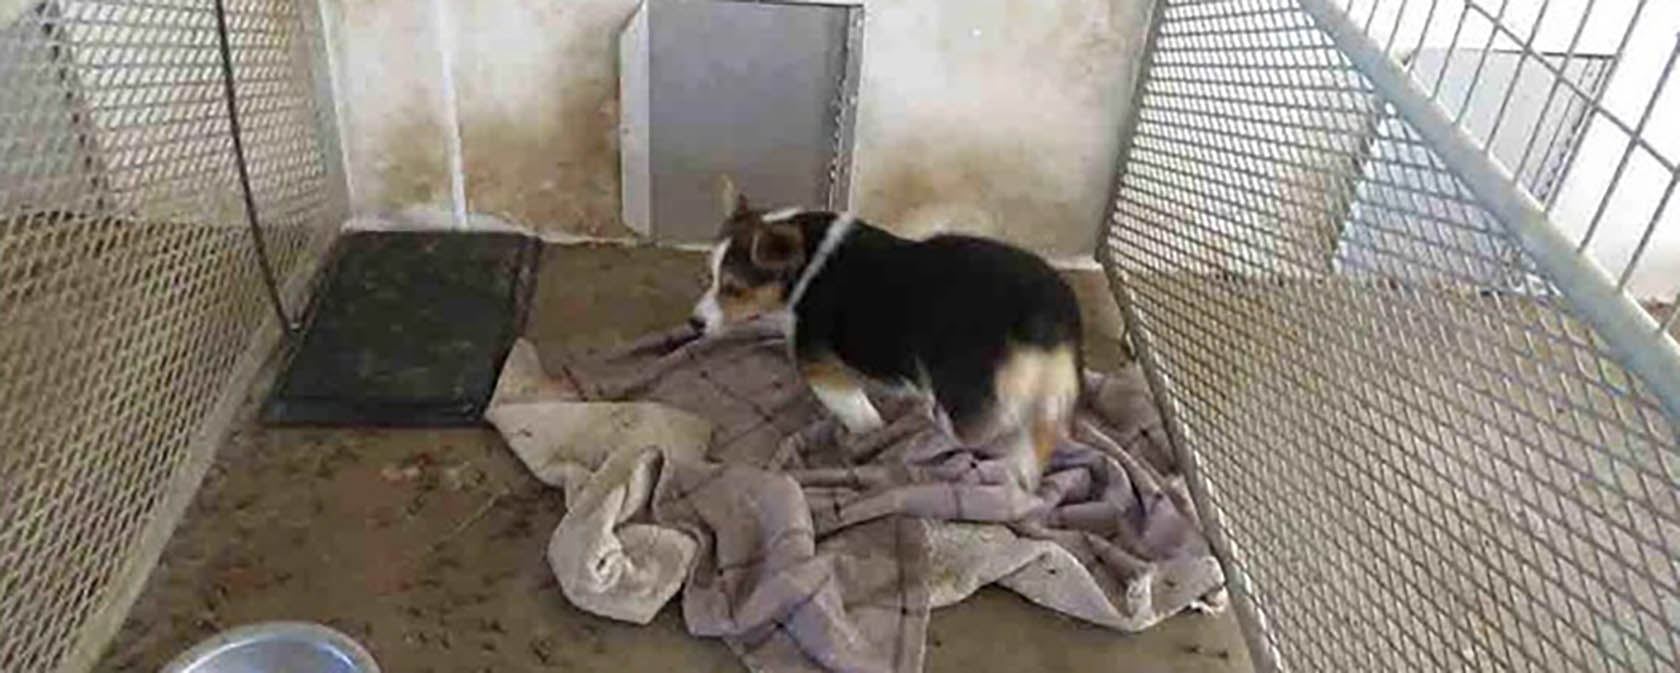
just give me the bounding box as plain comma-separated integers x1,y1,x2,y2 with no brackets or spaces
97,244,1251,673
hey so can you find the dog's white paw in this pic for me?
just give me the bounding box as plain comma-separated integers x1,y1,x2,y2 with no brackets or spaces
838,404,884,435
813,382,884,435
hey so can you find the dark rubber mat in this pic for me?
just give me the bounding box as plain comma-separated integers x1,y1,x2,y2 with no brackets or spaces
262,231,540,426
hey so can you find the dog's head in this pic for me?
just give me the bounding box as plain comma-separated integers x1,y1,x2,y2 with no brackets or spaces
689,177,807,334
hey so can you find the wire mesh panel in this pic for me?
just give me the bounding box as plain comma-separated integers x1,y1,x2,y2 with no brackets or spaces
0,0,341,670
1101,0,1680,671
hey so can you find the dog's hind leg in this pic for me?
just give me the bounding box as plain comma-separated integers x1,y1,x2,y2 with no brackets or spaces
992,344,1080,491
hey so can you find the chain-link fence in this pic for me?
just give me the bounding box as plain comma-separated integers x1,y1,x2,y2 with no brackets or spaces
0,0,342,670
1101,0,1680,671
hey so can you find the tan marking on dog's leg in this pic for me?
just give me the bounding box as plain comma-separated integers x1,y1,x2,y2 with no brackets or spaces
994,344,1080,489
803,356,883,434
1034,344,1079,468
1031,415,1059,467
1001,429,1042,492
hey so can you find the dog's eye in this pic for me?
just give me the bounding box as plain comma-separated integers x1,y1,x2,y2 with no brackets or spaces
720,281,746,297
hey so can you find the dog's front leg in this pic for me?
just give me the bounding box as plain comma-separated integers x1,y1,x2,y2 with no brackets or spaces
800,355,884,434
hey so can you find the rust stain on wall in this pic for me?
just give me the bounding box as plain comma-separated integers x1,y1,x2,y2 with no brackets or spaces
326,0,1153,253
849,0,1147,257
335,0,452,215
452,0,635,239
857,141,1083,254
366,116,452,212
459,86,627,239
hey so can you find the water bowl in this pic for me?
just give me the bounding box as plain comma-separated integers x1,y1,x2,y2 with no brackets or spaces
159,621,379,673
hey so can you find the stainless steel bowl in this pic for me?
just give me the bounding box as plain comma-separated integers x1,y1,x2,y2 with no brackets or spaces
160,621,380,673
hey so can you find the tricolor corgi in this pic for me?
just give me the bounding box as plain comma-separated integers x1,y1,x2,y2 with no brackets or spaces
690,179,1082,490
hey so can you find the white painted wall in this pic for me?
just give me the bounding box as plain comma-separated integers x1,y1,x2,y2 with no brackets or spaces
322,0,1154,257
1355,0,1680,300
322,0,1675,297
849,0,1152,255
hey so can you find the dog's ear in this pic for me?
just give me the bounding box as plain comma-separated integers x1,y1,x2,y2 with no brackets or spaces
750,222,805,272
717,175,749,217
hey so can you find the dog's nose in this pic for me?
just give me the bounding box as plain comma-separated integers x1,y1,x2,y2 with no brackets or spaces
687,316,705,333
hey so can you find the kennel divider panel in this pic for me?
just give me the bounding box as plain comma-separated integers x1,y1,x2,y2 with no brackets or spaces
0,1,345,670
1100,0,1680,671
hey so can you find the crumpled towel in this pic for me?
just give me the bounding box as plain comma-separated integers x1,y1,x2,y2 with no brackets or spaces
486,341,710,624
485,318,1225,673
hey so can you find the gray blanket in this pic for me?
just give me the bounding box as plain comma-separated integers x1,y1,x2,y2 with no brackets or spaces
486,317,1224,673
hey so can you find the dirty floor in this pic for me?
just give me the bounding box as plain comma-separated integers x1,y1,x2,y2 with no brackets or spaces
97,244,1253,673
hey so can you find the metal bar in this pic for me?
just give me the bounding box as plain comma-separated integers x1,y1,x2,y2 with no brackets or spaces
1450,0,1510,125
1510,0,1601,184
1154,60,1359,73
1618,170,1680,291
1400,0,1441,76
1143,82,1376,118
1458,0,1676,173
1578,37,1680,251
1382,0,1418,54
1157,22,1314,40
1162,0,1290,13
1095,1,1283,670
1542,0,1652,213
1426,0,1473,101
1296,0,1680,428
1156,42,1335,56
1479,0,1557,153
1159,5,1304,27
1150,72,1373,93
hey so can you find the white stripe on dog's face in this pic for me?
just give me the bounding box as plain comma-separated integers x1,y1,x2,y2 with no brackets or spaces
692,239,730,333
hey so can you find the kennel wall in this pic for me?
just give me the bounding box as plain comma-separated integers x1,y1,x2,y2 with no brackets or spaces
1099,0,1680,671
0,0,344,670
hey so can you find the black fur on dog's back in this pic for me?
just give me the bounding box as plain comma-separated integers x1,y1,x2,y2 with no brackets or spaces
791,221,1083,442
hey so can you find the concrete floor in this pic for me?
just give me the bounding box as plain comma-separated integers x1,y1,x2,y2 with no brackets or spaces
95,244,1252,673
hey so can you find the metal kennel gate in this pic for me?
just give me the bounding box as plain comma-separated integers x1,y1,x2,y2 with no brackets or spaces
1100,0,1680,671
0,0,342,670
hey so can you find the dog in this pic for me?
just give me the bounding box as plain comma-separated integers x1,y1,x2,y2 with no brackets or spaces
689,178,1083,490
